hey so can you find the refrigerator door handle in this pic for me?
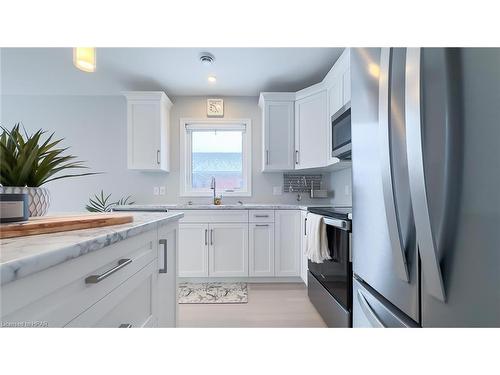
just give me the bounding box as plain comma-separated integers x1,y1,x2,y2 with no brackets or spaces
405,47,446,302
357,289,385,328
378,47,409,282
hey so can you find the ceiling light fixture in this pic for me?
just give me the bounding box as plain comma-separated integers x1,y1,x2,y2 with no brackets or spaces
207,75,217,83
73,47,96,72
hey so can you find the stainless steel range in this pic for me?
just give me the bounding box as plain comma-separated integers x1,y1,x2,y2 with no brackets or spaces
307,206,352,327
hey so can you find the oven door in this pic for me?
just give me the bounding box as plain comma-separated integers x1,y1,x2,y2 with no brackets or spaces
308,221,352,311
331,104,352,158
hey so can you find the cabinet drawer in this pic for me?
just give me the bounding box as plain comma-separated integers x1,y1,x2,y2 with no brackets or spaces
1,230,157,327
170,210,248,223
66,261,157,328
249,210,274,222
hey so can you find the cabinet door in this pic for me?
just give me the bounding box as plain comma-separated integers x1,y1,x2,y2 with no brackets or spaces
249,223,275,277
127,99,161,170
178,223,209,277
66,261,158,328
263,101,295,171
328,78,344,119
275,210,301,277
295,90,328,169
300,211,308,285
157,223,178,327
343,67,351,105
209,223,249,277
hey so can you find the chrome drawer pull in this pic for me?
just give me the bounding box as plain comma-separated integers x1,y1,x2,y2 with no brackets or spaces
254,214,269,218
85,258,132,284
255,224,269,227
159,239,168,274
119,323,132,328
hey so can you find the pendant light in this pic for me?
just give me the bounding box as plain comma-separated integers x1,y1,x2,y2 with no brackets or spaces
73,47,96,72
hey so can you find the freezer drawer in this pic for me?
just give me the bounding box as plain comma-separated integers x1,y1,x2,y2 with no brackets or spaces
308,272,350,327
353,277,418,328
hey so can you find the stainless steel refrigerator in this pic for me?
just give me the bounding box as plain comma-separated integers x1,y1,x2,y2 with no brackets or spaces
351,48,500,327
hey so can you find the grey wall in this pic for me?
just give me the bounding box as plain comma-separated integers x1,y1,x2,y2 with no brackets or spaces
329,167,352,206
1,94,330,212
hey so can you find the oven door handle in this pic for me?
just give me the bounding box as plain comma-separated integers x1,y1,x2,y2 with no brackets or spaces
323,217,351,231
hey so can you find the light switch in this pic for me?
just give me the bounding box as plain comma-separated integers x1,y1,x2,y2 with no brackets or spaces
159,186,166,195
344,185,350,196
153,187,159,195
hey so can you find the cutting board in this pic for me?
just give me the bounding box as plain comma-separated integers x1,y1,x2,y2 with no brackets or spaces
0,213,134,239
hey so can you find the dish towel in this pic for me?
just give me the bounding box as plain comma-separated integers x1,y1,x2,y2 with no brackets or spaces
305,213,331,263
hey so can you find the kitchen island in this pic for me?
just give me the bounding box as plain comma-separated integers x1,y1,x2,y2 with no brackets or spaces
0,212,183,328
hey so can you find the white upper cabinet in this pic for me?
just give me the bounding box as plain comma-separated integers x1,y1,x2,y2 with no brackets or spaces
259,93,295,171
294,89,328,169
124,91,172,172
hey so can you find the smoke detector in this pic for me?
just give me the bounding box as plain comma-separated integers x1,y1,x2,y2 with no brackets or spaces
199,52,215,66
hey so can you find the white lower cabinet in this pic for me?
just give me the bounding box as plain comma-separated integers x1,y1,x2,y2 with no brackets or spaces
249,223,275,277
209,223,249,277
157,223,178,327
66,262,158,328
178,223,209,277
300,211,308,285
275,210,301,277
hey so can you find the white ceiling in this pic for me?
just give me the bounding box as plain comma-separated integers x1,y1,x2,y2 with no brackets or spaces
0,48,344,96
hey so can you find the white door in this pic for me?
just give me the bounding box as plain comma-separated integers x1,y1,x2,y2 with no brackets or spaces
208,223,249,277
275,210,301,277
157,223,177,327
249,223,275,277
343,67,351,105
295,90,328,169
178,223,209,277
300,211,308,285
127,100,161,170
264,101,295,171
328,78,344,118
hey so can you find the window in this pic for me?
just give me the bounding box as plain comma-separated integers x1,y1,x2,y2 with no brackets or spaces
180,119,252,197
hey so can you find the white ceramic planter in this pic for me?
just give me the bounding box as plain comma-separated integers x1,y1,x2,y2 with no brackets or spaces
0,186,51,216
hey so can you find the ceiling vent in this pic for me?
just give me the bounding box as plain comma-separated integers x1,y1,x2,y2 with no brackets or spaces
199,53,215,66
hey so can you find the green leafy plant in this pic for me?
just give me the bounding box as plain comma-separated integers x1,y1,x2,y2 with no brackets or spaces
86,190,135,212
0,123,98,187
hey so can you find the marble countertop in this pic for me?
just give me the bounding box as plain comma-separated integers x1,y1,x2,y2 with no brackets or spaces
113,203,317,211
0,212,183,285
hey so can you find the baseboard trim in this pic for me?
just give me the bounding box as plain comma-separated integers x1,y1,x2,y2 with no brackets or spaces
178,277,304,284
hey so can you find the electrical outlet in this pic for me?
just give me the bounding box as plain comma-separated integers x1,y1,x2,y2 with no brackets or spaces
159,186,166,195
153,187,159,195
273,186,282,196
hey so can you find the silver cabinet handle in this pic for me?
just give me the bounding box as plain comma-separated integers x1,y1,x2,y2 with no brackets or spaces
156,150,160,165
205,229,208,245
255,224,269,227
357,290,385,328
210,229,214,245
159,239,168,274
266,150,269,165
85,258,132,284
378,47,409,282
405,47,446,302
304,216,307,236
295,150,299,165
119,323,132,328
254,214,269,218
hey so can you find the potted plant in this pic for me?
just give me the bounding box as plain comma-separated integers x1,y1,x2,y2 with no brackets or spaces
0,124,98,216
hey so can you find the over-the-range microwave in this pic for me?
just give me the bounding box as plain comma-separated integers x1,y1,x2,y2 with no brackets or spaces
331,102,351,160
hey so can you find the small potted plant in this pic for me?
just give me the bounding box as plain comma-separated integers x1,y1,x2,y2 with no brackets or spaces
0,124,98,216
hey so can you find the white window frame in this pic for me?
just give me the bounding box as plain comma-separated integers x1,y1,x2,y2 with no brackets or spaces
179,118,252,197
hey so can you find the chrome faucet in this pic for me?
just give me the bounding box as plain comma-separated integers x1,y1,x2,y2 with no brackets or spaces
210,176,216,204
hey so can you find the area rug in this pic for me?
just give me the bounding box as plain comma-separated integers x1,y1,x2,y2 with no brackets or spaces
178,282,248,304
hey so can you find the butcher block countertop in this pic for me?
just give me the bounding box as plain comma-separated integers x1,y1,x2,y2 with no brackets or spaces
0,212,183,285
